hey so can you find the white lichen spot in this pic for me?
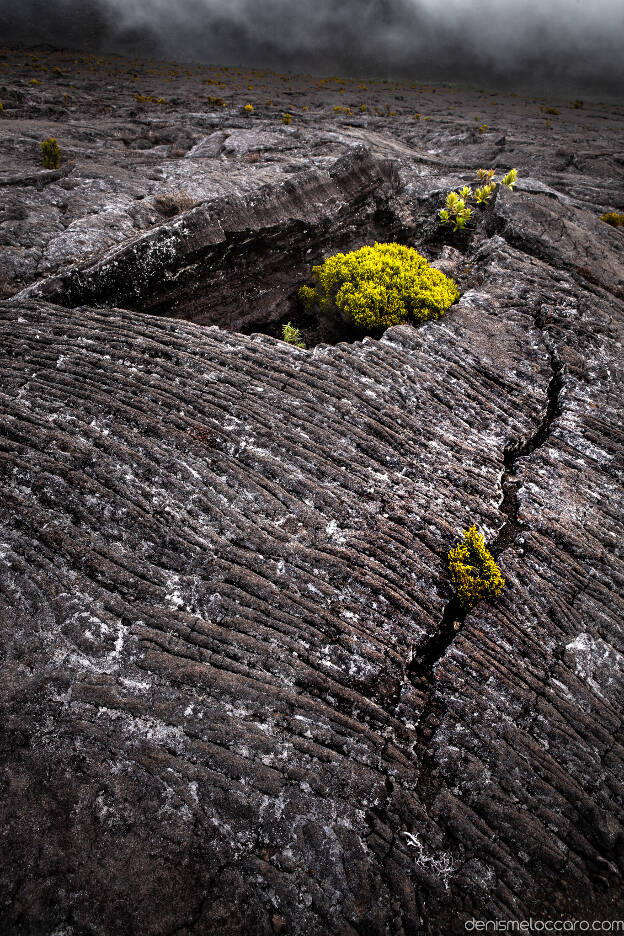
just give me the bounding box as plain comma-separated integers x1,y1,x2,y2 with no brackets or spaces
325,518,347,544
403,831,456,888
565,631,624,700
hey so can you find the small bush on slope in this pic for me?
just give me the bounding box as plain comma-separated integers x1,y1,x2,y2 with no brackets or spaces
41,137,60,169
601,212,624,228
299,243,459,333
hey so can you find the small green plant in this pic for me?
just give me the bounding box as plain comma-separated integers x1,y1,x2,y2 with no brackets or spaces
438,191,472,231
281,322,306,348
448,525,505,609
500,168,518,189
299,242,459,333
244,103,253,114
439,168,518,232
601,211,624,228
282,112,292,125
571,99,584,109
474,182,496,204
41,137,60,169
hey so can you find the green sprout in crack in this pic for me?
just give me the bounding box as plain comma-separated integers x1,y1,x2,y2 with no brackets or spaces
444,191,461,212
452,206,472,231
500,168,518,190
474,182,496,204
281,322,306,348
439,191,472,231
438,168,519,233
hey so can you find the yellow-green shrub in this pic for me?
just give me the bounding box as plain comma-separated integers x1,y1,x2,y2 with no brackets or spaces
601,211,624,228
41,137,60,169
135,93,166,104
448,525,505,609
299,243,459,332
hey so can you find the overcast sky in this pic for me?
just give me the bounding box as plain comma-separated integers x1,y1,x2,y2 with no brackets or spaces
1,0,622,97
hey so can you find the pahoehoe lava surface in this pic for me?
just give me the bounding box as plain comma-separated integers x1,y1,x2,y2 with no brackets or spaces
1,48,623,935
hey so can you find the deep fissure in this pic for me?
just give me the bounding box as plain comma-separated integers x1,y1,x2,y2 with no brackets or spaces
492,324,565,556
406,312,566,834
408,315,565,690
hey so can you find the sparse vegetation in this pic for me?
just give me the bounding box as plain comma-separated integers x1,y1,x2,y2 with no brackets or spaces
244,103,253,114
448,525,505,609
439,168,518,231
601,212,624,228
135,93,167,104
281,323,306,348
282,113,292,125
299,243,459,333
474,182,496,204
153,191,197,217
41,137,61,169
438,191,472,232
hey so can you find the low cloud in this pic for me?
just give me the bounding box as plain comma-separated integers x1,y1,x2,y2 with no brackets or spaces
1,0,622,96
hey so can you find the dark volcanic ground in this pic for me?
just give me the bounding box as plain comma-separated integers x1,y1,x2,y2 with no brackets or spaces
1,46,624,935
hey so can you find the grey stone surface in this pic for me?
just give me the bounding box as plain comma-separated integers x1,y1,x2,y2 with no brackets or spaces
1,46,623,935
